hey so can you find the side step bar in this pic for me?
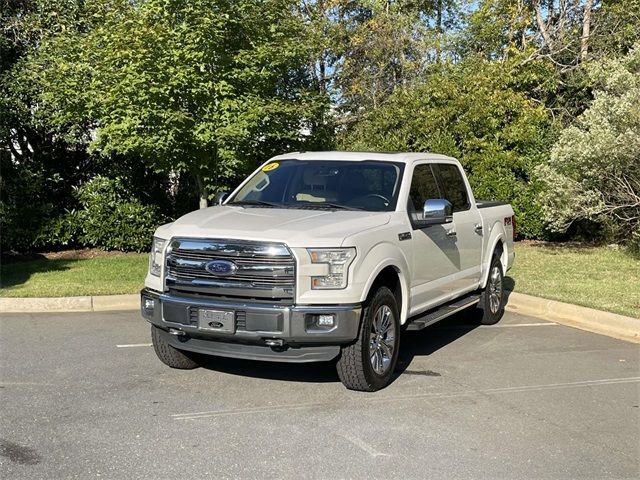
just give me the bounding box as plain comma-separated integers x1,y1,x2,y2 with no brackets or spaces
405,293,481,331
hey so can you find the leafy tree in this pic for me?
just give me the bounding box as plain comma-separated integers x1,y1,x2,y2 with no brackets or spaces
341,59,554,238
40,0,328,208
536,45,640,249
298,0,462,120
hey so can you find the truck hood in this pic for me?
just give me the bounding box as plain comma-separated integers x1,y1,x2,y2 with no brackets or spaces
158,206,391,247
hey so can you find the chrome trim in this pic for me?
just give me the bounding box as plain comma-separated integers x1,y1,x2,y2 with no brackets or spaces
165,238,296,301
169,257,293,277
170,238,291,257
165,277,294,299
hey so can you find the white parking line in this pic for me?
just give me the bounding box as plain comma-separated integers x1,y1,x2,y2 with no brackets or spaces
116,343,152,348
171,376,640,420
340,433,391,458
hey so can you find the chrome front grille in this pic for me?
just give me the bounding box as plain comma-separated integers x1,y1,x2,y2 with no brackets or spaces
165,238,295,302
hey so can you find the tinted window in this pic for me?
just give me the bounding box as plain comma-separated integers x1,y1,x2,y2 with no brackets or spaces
408,164,441,211
230,160,404,212
436,164,470,212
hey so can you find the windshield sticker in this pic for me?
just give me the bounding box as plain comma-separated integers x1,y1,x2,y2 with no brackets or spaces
262,162,279,172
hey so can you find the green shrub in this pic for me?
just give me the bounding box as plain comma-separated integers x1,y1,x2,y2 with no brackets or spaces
73,176,162,252
536,45,640,250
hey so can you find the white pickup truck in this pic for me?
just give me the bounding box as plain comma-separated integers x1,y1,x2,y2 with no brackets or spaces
141,151,515,391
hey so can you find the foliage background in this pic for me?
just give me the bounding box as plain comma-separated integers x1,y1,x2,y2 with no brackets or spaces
1,0,639,251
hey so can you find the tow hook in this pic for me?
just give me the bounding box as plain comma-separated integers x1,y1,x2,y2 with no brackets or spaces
168,328,186,336
264,338,285,347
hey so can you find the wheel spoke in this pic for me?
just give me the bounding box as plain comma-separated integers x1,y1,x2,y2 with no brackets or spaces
379,309,390,334
491,267,500,283
379,339,392,359
376,349,384,373
369,304,396,375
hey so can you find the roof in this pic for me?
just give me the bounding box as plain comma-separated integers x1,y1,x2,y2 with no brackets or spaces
269,151,458,164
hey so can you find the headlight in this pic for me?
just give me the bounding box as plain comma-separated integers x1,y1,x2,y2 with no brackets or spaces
307,248,356,289
149,237,166,277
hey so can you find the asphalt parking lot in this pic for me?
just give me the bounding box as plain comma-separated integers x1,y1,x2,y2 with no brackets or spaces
1,309,638,479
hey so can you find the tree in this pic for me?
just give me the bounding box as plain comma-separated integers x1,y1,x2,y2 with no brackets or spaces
41,0,328,208
340,59,554,238
536,44,640,249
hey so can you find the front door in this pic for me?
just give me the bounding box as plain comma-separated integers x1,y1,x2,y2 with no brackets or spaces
408,163,460,315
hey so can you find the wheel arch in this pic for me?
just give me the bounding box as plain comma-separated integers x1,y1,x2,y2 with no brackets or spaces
361,262,410,325
481,231,508,289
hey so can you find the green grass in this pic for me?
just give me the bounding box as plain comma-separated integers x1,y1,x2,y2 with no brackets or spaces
508,243,640,318
0,254,148,298
2,243,638,318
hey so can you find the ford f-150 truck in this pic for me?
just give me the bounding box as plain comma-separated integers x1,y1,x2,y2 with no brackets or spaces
141,151,515,391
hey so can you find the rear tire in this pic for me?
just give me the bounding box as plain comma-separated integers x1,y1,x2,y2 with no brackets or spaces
476,255,505,325
151,325,200,369
336,286,400,392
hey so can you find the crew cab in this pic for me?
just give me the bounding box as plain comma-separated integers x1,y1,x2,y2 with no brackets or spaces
141,152,515,391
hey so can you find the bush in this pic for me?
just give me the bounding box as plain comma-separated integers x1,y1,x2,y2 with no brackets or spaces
73,176,162,252
0,154,63,251
536,45,640,250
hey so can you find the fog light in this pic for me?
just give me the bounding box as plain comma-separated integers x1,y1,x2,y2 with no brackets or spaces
317,314,335,327
142,297,155,317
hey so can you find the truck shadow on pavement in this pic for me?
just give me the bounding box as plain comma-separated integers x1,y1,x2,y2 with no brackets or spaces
196,305,495,386
393,310,481,382
197,355,339,383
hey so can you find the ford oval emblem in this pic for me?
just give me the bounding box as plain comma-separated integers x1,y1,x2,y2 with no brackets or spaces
205,260,238,276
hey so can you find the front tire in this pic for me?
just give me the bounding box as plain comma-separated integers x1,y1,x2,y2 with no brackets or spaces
151,325,200,369
336,286,400,392
477,256,505,325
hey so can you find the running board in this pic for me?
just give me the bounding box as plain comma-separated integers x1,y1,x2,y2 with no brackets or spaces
405,293,481,331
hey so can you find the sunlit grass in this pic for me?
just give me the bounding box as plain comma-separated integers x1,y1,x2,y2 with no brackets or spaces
508,242,640,318
1,254,148,298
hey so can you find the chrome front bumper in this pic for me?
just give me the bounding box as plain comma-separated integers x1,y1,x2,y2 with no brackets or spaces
140,289,362,363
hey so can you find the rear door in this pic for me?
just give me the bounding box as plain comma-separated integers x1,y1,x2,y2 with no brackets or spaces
433,163,483,292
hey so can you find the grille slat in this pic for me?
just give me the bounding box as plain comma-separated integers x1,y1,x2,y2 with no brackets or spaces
165,238,295,302
167,269,294,285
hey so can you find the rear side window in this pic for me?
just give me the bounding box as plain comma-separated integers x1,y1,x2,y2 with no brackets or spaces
408,164,441,211
436,164,470,212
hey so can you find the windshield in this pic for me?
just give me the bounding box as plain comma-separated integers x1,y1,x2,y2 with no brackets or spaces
228,160,405,212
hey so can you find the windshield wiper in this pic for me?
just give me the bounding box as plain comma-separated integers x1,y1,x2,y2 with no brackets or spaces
305,202,365,211
228,200,282,208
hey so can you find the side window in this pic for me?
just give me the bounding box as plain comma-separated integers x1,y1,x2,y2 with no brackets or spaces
436,164,470,212
408,164,440,211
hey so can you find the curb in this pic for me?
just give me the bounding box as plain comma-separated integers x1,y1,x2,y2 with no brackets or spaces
1,291,638,344
0,294,139,313
505,292,639,344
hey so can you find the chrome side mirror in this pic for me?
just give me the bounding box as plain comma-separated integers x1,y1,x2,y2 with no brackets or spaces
422,199,453,224
215,191,230,205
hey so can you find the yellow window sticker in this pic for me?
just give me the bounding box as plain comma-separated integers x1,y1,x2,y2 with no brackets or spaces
262,162,279,172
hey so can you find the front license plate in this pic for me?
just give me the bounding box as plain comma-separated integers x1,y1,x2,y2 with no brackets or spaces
198,309,235,333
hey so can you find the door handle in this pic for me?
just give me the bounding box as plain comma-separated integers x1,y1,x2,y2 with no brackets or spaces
446,229,457,237
474,223,483,234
